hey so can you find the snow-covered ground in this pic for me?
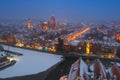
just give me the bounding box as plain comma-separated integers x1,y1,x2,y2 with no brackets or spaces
0,45,62,78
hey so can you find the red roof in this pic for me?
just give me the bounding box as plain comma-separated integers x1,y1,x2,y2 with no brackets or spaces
111,64,120,80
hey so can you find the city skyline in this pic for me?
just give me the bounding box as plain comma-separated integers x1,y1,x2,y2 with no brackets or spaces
0,0,120,23
0,1,120,80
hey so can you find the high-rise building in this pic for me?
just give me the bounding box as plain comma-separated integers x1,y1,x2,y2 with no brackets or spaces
27,19,31,29
49,16,56,29
40,16,57,30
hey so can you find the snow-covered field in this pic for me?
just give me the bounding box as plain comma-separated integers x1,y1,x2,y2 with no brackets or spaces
0,45,62,78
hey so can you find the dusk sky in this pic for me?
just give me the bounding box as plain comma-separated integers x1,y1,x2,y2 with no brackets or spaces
0,0,120,22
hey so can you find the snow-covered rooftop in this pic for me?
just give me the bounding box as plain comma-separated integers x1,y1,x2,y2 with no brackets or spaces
70,40,80,46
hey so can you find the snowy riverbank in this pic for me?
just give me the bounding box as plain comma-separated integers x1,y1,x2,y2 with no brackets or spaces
0,45,62,78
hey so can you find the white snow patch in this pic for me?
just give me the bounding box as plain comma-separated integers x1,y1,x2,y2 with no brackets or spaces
108,67,112,77
80,59,88,80
0,45,62,78
89,64,94,72
116,63,120,67
70,40,80,46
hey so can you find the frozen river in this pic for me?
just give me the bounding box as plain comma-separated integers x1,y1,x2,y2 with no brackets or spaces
0,45,62,78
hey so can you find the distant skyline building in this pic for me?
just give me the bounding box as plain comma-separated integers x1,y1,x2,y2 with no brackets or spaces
40,22,49,30
116,34,120,42
49,16,56,29
40,16,57,30
27,19,31,29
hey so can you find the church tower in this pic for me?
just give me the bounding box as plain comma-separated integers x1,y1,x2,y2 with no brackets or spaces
49,16,56,29
27,19,31,29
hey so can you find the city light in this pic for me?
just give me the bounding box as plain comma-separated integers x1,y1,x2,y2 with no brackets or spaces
0,0,120,80
27,19,31,29
86,42,91,55
7,56,14,62
116,34,120,42
67,27,90,42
